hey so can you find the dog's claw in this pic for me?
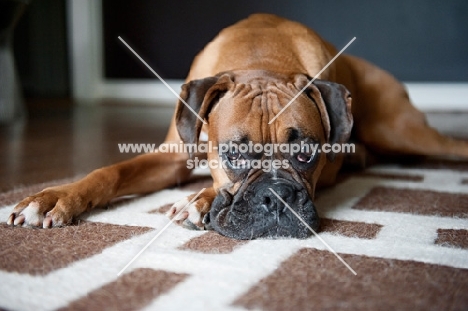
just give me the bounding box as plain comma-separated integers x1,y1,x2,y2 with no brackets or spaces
13,214,25,226
43,215,53,228
7,214,15,225
166,208,176,217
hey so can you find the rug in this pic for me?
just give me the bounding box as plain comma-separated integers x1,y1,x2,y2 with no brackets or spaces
1,163,468,311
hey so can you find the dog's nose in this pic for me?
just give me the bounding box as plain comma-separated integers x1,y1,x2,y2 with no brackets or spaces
210,177,319,239
251,182,295,212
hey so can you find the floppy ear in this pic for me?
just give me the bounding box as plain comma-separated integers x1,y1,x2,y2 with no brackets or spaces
175,73,234,148
307,79,353,161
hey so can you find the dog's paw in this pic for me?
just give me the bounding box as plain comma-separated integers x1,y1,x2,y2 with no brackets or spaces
166,189,215,230
7,185,87,228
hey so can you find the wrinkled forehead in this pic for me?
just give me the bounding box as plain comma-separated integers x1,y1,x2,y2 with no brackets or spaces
209,82,326,144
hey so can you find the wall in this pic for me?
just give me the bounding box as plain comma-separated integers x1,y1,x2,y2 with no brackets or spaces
14,0,69,97
103,0,468,82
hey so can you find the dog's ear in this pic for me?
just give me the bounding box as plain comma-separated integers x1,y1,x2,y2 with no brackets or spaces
175,73,234,147
298,77,353,161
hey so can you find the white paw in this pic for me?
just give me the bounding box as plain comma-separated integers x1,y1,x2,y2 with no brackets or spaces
16,202,43,227
166,197,205,230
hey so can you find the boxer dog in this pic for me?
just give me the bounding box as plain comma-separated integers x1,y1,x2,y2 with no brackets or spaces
7,14,468,239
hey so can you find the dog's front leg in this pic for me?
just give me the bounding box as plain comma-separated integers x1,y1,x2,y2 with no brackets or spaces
7,152,192,228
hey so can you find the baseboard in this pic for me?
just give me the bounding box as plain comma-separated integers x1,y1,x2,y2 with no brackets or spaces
97,80,181,106
404,83,468,111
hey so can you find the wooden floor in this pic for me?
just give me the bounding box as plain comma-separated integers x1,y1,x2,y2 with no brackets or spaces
0,98,467,192
0,99,174,192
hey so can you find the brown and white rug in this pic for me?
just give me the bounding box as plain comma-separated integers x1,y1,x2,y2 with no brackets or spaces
1,163,468,311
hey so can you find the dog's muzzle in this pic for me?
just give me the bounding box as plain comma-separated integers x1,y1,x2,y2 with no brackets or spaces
207,174,319,239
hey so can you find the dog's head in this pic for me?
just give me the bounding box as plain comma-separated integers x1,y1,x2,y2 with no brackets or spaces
175,70,352,239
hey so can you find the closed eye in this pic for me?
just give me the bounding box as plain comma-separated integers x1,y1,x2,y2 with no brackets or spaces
226,150,248,169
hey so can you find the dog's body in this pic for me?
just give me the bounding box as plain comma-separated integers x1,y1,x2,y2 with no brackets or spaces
8,14,468,238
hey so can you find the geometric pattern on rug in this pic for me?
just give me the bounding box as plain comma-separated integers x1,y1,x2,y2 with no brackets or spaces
1,165,467,311
353,186,468,217
179,231,249,254
0,222,153,275
319,218,383,239
233,248,468,311
435,229,468,249
58,268,188,311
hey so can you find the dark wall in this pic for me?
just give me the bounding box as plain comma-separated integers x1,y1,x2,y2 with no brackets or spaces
14,0,69,97
103,0,468,82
